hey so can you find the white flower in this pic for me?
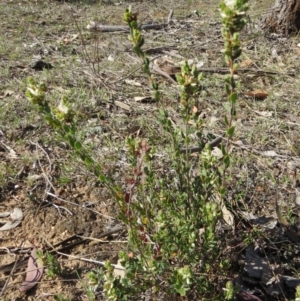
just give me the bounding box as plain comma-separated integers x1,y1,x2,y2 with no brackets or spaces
57,100,69,115
224,0,237,9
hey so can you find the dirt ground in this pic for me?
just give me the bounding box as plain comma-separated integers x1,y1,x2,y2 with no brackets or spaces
1,0,300,300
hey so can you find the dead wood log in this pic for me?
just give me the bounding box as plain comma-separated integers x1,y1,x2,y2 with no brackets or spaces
87,22,168,32
261,0,300,35
87,10,174,33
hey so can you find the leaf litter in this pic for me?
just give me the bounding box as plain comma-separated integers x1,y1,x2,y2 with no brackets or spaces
19,248,44,292
0,208,23,231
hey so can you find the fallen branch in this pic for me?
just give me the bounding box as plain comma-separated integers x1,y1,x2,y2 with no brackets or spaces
87,10,173,32
180,136,223,154
156,64,294,76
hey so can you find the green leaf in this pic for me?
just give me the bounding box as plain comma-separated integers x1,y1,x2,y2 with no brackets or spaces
99,174,107,182
176,74,184,84
228,92,237,104
93,166,102,177
74,141,82,150
130,20,138,28
133,45,142,57
224,115,229,125
220,186,226,196
153,90,160,102
85,157,94,165
221,144,226,155
62,124,70,133
181,61,190,74
232,49,242,59
142,63,149,74
226,126,235,137
44,115,60,128
75,150,84,161
138,36,144,48
223,154,230,168
233,63,239,71
66,134,75,148
143,57,149,66
225,83,231,95
152,81,158,90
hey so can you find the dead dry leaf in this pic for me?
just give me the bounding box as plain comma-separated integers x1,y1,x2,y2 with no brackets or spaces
240,59,253,68
113,259,125,279
19,248,44,292
127,125,141,135
253,110,272,117
0,90,14,99
115,101,131,111
0,208,23,231
125,79,142,87
261,150,279,157
0,142,18,159
220,201,234,227
244,89,268,100
211,147,223,159
0,212,11,218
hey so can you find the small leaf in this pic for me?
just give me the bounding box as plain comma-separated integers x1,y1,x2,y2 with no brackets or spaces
99,174,107,182
0,212,11,218
0,208,23,231
227,126,235,137
228,92,237,103
44,116,60,128
221,144,226,155
224,115,229,125
75,150,86,162
74,141,82,150
152,82,158,90
223,154,230,168
66,134,75,147
115,101,131,111
113,259,125,278
221,201,234,226
243,89,268,100
211,147,223,159
85,157,94,165
19,248,44,292
240,59,253,68
62,124,70,133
